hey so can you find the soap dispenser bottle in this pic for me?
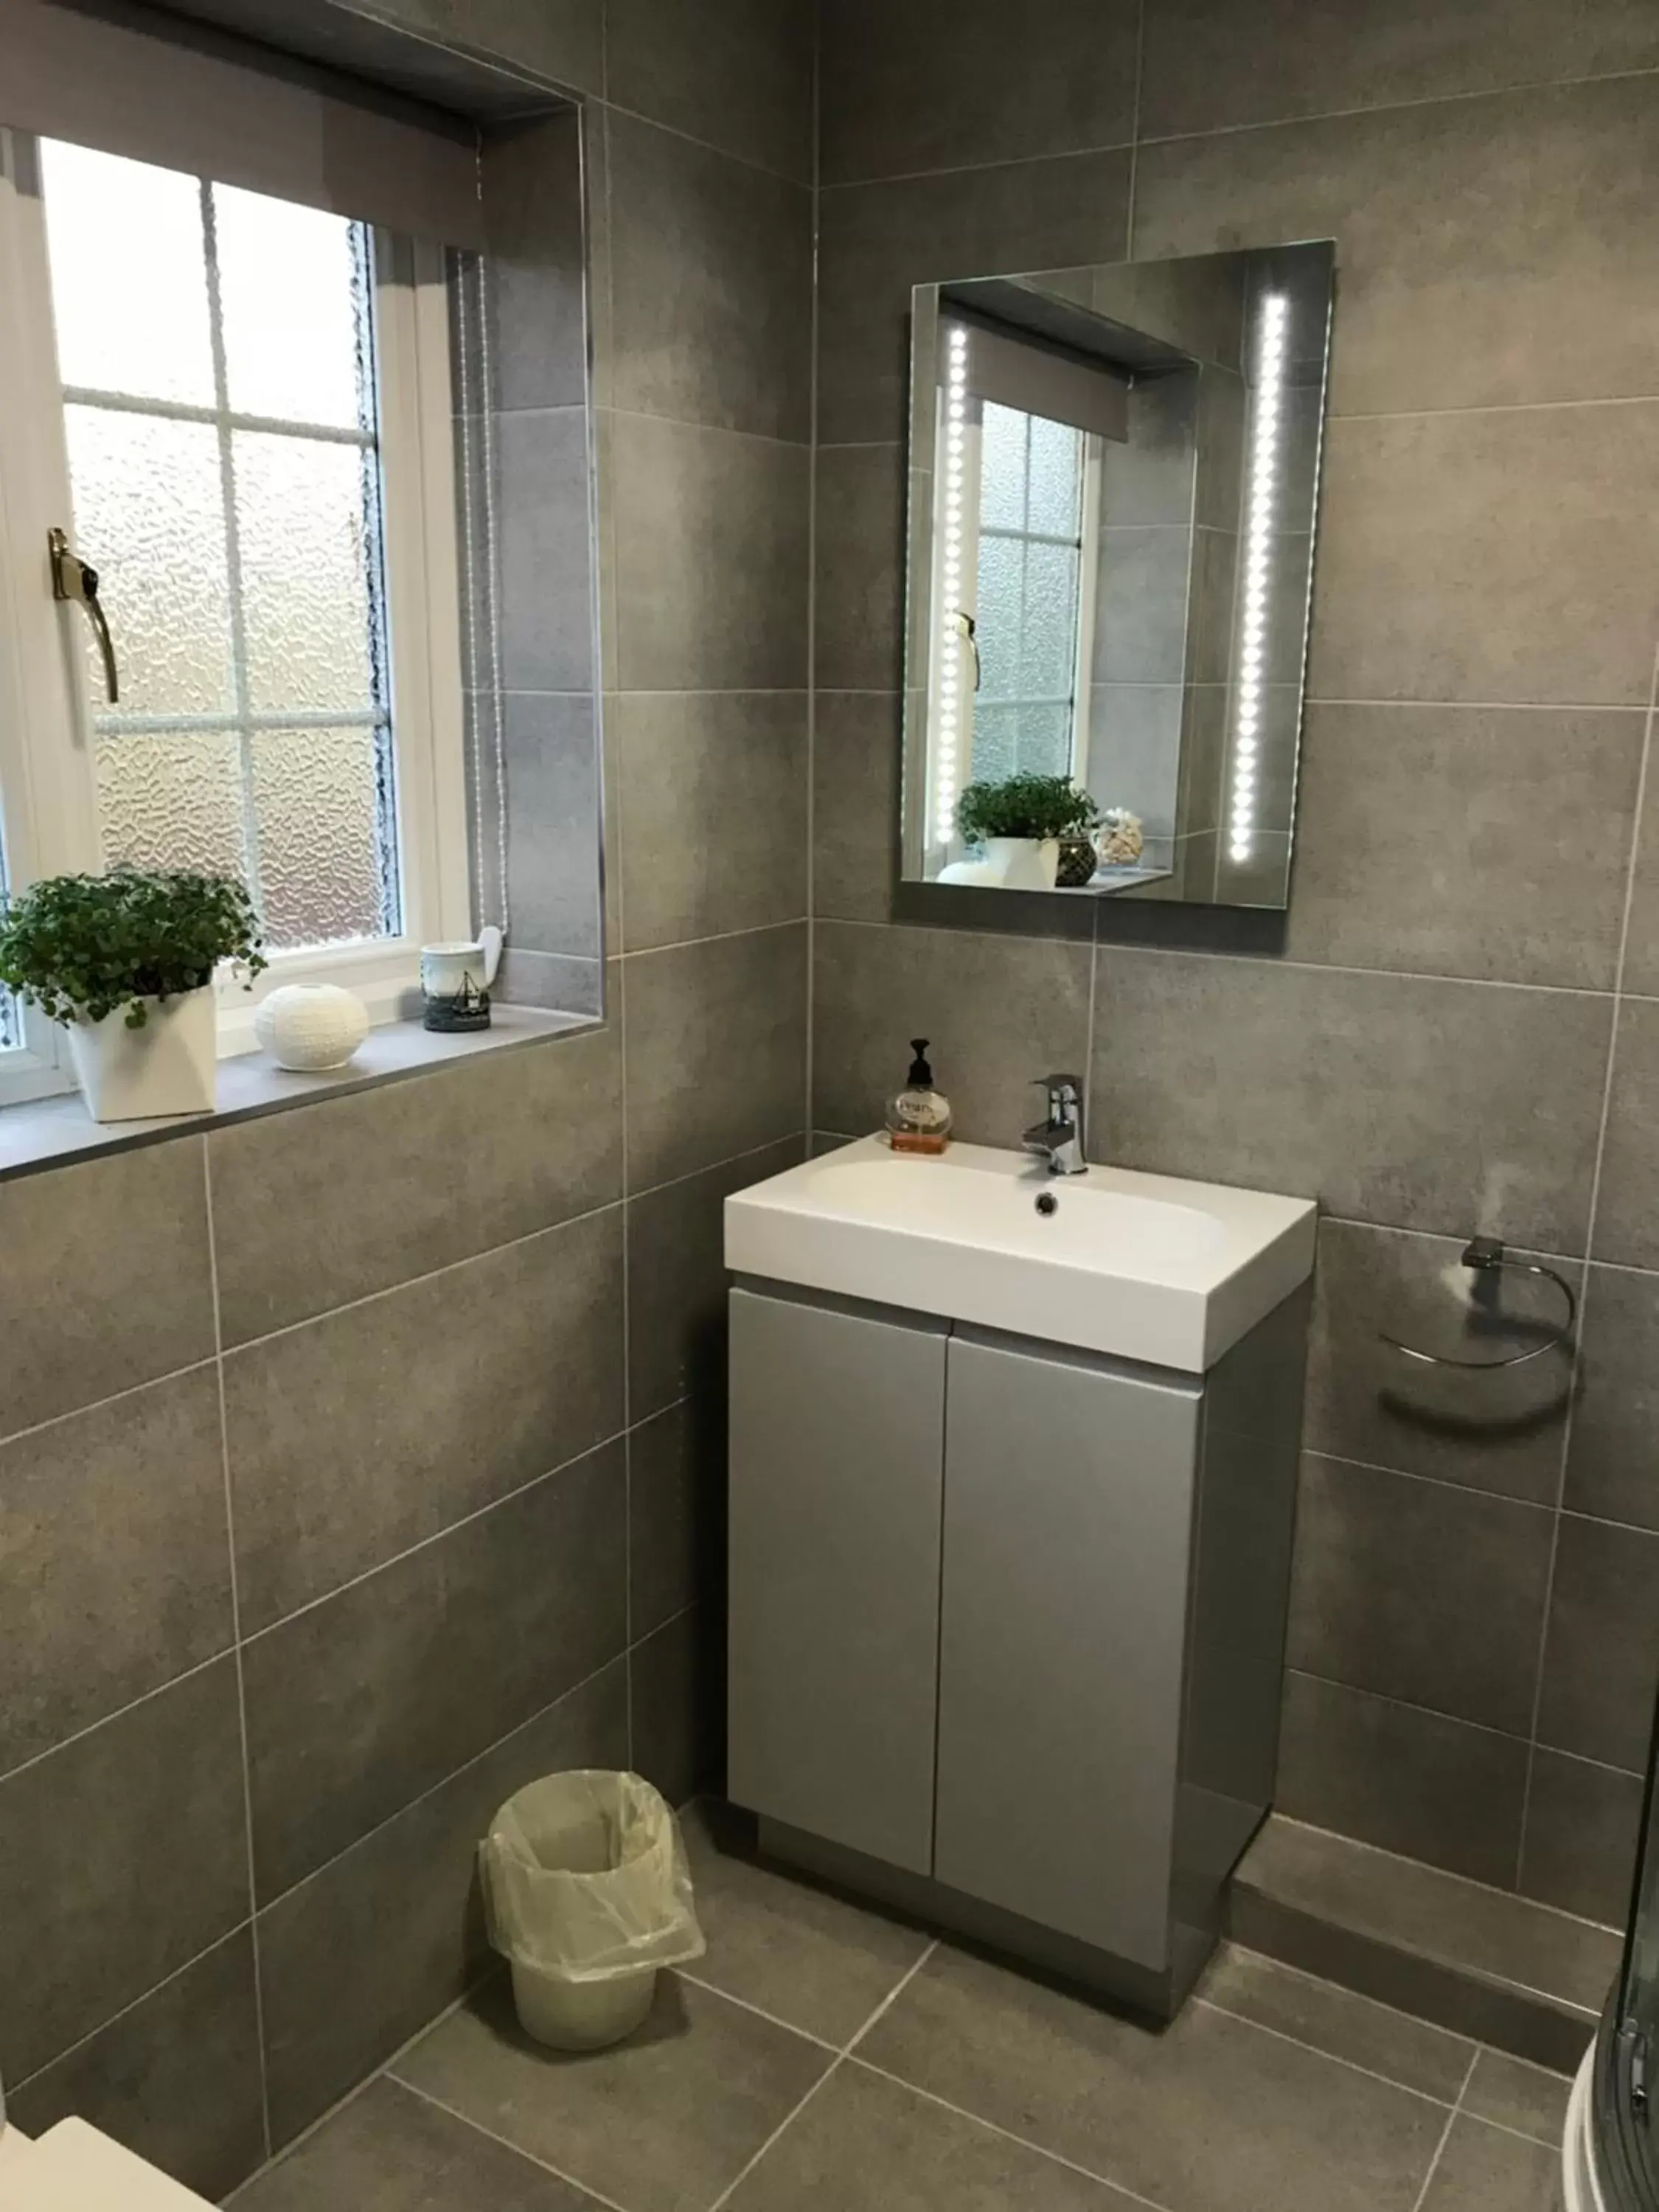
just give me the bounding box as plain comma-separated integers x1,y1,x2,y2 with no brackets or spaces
886,1038,953,1155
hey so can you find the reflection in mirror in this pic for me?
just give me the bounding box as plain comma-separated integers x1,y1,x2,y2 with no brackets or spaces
902,243,1334,910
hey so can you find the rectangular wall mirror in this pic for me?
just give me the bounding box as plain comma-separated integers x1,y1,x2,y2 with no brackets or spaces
900,243,1335,911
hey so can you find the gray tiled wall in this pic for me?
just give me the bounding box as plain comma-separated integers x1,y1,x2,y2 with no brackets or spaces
813,0,1659,1930
0,0,813,2198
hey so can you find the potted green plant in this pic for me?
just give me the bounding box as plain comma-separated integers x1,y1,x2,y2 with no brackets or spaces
956,773,1102,890
0,868,266,1122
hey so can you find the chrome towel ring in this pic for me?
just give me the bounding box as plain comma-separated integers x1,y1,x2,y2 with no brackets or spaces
1380,1236,1577,1371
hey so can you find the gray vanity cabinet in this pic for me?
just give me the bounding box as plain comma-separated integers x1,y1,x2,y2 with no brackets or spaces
726,1284,947,1874
727,1278,1307,2015
933,1332,1202,1969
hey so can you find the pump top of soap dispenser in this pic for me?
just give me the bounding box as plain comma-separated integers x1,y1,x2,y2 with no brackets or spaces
887,1037,953,1154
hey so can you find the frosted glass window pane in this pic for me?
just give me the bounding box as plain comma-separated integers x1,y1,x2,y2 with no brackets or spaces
975,535,1025,703
65,408,234,714
236,434,376,714
41,142,213,406
1023,542,1082,697
1013,703,1073,778
215,187,366,428
96,733,247,880
252,726,390,949
978,403,1026,532
970,702,1018,787
1027,414,1083,537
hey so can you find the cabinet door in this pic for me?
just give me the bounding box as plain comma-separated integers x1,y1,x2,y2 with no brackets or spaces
934,1331,1202,1966
727,1286,947,1874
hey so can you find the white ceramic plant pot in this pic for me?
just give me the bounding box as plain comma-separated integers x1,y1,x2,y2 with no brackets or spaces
66,986,217,1123
253,983,369,1071
984,836,1060,890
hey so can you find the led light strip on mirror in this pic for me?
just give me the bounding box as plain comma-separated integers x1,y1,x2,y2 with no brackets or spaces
933,322,970,847
1229,291,1289,869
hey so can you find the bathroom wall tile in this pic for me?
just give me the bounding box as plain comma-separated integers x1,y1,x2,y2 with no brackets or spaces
1287,1455,1554,1734
369,0,602,90
1286,706,1644,989
631,1604,724,1808
495,406,595,695
1620,772,1659,1000
257,1661,627,2146
244,1439,626,1899
813,691,904,925
1135,77,1659,417
630,1399,723,1642
1564,1267,1659,1531
1590,1001,1659,1270
7,1931,265,2203
616,692,809,949
1304,1220,1573,1507
0,1658,248,2085
625,1137,804,1422
0,1368,232,1775
608,113,812,441
605,0,815,182
1091,950,1610,1251
481,106,588,414
1093,527,1195,687
622,924,807,1190
209,1024,622,1344
494,949,605,1016
611,413,809,693
813,922,1093,1148
226,1208,625,1633
242,2076,595,2211
1138,0,1659,139
819,0,1138,186
502,692,602,959
816,151,1133,445
1091,689,1187,842
1536,1514,1659,1771
1306,404,1659,709
0,1137,214,1441
1276,1671,1528,1889
1520,1749,1644,1929
813,443,908,692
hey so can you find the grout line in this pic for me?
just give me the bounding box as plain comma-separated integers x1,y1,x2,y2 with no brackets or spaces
1124,0,1147,256
599,398,813,455
0,1353,220,1461
844,2053,1182,2212
203,1144,274,2163
706,2058,844,2211
1517,630,1659,1883
1329,394,1659,425
1305,697,1652,714
597,92,813,194
843,1937,939,2056
804,0,821,1150
1406,2052,1480,2212
1302,1448,1560,1517
10,1923,254,2101
0,1646,234,1793
673,1972,841,2053
1190,1993,1458,2108
392,2074,634,2212
617,916,809,961
821,134,1135,195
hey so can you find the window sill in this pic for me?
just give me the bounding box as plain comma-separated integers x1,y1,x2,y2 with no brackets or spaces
0,1004,600,1183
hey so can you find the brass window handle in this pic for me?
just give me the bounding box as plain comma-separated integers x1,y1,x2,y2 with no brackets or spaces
48,526,119,703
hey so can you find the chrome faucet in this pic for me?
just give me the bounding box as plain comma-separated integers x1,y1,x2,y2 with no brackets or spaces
1023,1073,1088,1176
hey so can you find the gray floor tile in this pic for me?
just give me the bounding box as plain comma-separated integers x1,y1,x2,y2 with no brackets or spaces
237,2076,599,2211
392,1971,833,2212
726,2058,1138,2211
858,1944,1447,2212
1461,2051,1573,2147
1194,1943,1472,2101
679,1803,932,2047
1419,2114,1565,2211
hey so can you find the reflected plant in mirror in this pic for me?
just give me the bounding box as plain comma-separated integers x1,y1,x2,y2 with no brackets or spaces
902,242,1335,910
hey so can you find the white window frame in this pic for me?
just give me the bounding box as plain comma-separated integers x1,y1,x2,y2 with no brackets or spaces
0,128,472,1102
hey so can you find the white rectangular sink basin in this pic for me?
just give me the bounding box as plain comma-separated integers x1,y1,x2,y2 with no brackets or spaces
725,1135,1316,1372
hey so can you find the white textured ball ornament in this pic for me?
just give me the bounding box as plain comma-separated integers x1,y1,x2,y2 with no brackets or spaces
254,984,369,1072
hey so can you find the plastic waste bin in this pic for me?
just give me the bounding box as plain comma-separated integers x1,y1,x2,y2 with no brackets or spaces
479,1770,706,2051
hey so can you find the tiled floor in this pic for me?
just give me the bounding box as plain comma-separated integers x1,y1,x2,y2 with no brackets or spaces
233,1805,1571,2212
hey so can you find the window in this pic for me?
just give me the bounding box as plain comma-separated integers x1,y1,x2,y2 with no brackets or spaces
0,129,469,1096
